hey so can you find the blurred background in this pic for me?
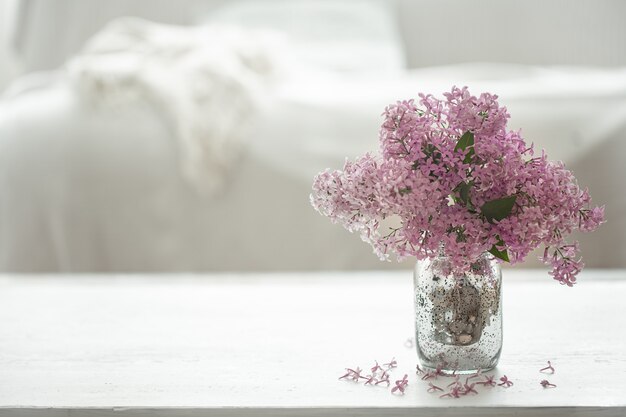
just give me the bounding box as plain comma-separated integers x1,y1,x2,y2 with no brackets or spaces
0,0,624,272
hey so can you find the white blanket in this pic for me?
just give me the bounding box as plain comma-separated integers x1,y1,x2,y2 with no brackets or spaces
67,18,281,192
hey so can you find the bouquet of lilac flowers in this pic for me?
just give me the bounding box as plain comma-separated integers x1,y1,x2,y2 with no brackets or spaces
311,87,604,286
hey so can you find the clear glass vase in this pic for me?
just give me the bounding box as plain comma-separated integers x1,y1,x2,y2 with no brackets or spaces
414,252,502,374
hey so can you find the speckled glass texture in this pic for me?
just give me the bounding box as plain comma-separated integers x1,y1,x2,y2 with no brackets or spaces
414,253,502,374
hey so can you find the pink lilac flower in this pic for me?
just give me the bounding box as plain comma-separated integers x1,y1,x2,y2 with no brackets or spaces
540,379,557,388
363,374,378,385
498,375,514,387
383,358,398,369
371,361,384,374
465,369,482,385
476,374,497,387
311,86,604,283
339,367,364,382
391,374,409,395
579,206,605,232
440,385,463,399
540,361,555,374
375,371,391,387
447,375,461,388
427,382,444,393
541,244,584,287
433,363,446,377
415,364,424,375
463,382,478,395
421,371,436,380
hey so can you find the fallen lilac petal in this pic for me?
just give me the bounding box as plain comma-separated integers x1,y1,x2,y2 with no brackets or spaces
339,367,364,382
371,361,384,374
540,360,555,374
540,379,557,388
434,363,445,377
440,386,463,399
376,371,390,386
427,383,444,393
498,375,514,387
476,374,496,387
338,368,356,380
463,383,478,395
415,364,424,375
391,374,409,395
421,371,436,380
478,375,496,386
363,374,378,385
447,376,461,388
384,358,398,369
466,369,482,383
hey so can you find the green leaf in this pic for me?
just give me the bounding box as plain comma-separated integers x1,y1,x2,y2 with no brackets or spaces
455,131,475,164
488,241,510,262
454,131,474,152
488,236,510,262
458,181,472,206
450,181,476,211
480,195,517,223
422,143,442,165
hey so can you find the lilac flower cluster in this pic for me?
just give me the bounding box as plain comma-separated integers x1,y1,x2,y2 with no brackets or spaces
311,86,605,285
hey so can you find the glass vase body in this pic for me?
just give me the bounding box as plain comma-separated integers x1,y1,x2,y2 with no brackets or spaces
413,253,502,374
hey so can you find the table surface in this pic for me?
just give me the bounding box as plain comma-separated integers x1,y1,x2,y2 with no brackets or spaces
1,270,625,417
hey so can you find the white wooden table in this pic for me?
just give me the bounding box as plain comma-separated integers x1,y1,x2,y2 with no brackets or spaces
0,270,625,416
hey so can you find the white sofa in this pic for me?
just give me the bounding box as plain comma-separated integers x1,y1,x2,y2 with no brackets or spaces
0,0,624,272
